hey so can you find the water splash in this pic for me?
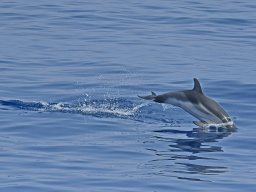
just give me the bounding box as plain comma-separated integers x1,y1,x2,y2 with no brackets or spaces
199,121,235,129
0,98,148,120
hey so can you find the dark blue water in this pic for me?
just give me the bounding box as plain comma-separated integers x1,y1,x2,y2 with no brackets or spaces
1,1,256,191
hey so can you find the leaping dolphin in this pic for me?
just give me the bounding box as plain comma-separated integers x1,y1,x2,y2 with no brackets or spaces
138,78,235,128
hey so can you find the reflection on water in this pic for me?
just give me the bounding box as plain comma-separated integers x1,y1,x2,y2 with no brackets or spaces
154,127,234,153
175,162,227,175
146,127,236,181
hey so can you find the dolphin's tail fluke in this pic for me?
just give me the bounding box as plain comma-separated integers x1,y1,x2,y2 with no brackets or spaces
138,92,157,100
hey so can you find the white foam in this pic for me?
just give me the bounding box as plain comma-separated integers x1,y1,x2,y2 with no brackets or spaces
77,102,147,117
202,121,235,128
131,103,148,113
52,103,65,110
161,103,174,111
39,101,49,106
79,104,133,116
33,100,148,119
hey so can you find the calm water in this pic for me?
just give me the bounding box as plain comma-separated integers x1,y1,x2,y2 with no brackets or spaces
0,1,256,191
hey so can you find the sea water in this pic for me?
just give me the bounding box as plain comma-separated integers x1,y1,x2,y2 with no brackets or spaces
0,1,256,191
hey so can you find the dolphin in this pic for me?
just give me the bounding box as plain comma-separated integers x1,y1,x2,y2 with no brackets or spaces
138,78,235,128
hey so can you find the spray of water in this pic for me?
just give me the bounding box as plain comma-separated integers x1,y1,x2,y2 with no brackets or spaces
0,97,149,119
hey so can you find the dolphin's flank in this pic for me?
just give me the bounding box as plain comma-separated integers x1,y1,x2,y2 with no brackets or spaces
138,78,235,128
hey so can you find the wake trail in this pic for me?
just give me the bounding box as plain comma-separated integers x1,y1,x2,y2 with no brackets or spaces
0,98,149,120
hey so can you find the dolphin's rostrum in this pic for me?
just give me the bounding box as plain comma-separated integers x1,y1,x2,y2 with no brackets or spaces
139,78,235,128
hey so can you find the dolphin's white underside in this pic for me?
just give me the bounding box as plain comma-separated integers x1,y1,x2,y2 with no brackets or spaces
165,97,223,124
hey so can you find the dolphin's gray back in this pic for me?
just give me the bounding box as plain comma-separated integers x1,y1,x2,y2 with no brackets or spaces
154,90,230,124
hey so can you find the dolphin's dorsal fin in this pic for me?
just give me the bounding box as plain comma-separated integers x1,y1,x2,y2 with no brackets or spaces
193,78,203,94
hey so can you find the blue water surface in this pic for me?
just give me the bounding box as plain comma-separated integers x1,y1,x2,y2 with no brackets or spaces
0,1,256,192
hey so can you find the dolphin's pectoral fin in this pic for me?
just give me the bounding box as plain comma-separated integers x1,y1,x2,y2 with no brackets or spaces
193,121,207,128
138,92,157,100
